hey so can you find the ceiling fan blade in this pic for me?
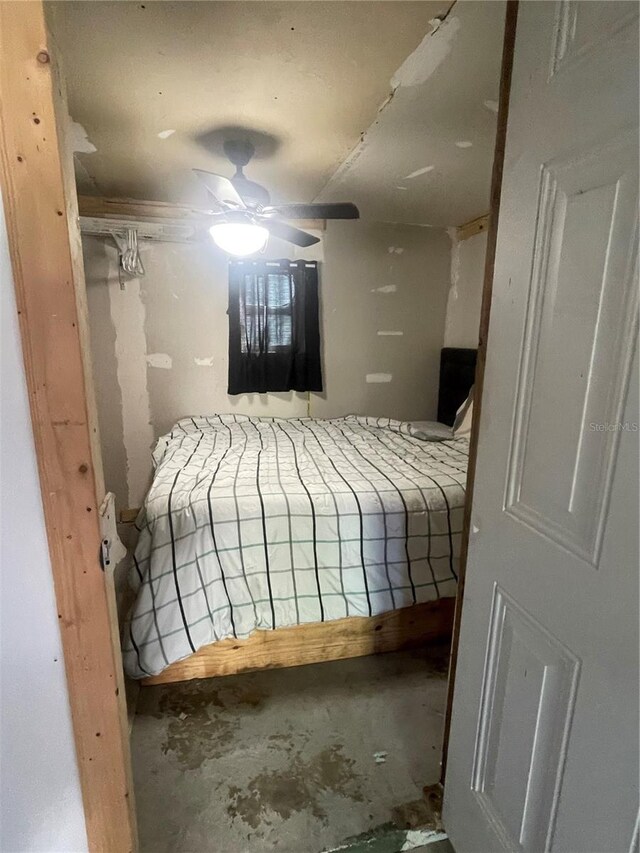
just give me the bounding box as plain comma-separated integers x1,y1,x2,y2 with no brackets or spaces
263,202,359,220
264,220,321,248
193,169,246,208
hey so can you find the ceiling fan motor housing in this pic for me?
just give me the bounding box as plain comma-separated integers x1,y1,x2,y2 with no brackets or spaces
223,139,255,168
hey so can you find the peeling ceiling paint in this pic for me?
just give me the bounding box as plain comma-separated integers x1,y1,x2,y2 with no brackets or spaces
47,1,450,207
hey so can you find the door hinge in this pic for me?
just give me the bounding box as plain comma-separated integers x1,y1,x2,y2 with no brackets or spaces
99,537,112,571
98,492,127,573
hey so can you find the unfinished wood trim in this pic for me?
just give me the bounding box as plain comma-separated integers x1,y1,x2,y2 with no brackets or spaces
142,598,455,686
456,213,490,242
0,4,136,850
440,0,519,784
78,194,327,233
79,194,207,221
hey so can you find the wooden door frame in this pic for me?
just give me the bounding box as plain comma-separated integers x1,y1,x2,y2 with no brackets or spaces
440,0,519,783
0,3,136,850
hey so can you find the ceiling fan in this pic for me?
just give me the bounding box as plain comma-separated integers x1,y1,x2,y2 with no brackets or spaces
194,140,359,256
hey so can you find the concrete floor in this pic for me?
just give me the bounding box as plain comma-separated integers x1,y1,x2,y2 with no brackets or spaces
132,642,452,853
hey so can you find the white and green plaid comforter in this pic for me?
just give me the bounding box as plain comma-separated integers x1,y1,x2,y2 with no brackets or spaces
123,414,468,678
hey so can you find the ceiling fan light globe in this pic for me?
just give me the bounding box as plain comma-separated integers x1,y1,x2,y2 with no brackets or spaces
209,223,269,256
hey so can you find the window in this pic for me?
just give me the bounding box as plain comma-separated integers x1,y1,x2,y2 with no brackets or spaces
228,259,323,395
239,271,293,354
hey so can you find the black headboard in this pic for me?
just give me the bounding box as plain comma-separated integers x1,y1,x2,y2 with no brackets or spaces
437,347,477,426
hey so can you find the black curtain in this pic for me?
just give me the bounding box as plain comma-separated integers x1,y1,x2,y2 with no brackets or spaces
228,259,323,395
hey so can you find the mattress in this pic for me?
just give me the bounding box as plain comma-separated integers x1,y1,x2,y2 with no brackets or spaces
123,414,469,678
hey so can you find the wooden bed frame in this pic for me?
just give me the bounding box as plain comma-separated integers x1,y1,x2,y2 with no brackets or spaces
130,351,474,688
142,597,455,686
131,345,473,689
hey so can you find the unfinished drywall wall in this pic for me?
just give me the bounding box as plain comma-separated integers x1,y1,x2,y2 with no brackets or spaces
312,222,449,421
84,221,450,509
444,229,486,348
85,251,155,508
0,198,88,852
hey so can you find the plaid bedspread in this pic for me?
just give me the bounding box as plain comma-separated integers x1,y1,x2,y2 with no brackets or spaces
123,414,468,678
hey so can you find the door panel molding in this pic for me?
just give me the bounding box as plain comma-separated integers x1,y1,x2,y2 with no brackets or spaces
471,585,580,853
504,131,639,566
550,0,639,79
444,2,638,850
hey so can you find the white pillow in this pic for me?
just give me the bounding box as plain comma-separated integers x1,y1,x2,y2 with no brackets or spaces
409,421,453,441
453,387,474,438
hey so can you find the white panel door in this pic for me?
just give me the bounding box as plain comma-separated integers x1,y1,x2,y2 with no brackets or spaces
444,3,639,852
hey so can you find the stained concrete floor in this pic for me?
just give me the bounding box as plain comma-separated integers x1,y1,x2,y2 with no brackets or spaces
131,642,452,853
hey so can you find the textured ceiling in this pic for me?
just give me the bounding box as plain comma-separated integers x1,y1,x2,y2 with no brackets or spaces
49,1,451,210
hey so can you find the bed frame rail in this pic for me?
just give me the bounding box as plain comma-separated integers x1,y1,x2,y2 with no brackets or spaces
141,598,455,686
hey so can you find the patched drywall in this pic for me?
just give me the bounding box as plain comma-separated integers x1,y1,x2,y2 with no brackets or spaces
312,222,450,422
84,247,129,503
49,1,503,229
84,223,450,509
85,239,155,508
48,1,449,205
390,8,461,89
317,0,505,226
444,229,486,348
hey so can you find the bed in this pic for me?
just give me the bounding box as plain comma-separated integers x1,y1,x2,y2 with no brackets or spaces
123,411,470,684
